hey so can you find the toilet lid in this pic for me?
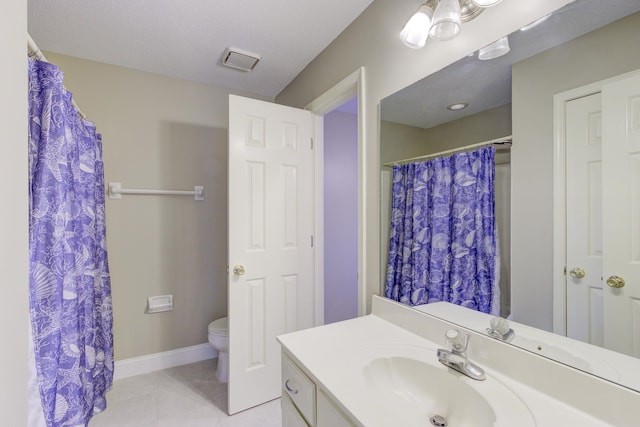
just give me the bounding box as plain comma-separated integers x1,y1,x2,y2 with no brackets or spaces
208,317,228,335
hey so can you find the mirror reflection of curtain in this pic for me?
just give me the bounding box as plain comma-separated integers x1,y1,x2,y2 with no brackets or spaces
385,147,499,314
28,58,113,426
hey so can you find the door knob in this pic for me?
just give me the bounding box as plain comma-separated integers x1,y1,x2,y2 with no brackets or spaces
233,265,245,276
606,275,625,288
569,267,586,279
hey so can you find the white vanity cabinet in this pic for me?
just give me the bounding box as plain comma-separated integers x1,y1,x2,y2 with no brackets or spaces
281,393,309,427
316,389,356,427
281,351,356,427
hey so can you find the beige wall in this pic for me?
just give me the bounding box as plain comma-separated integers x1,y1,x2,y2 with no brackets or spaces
47,53,270,360
511,11,640,330
381,103,512,165
1,0,28,422
424,103,512,153
277,0,569,312
380,120,428,165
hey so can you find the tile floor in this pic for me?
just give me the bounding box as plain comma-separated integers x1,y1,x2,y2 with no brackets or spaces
90,359,282,427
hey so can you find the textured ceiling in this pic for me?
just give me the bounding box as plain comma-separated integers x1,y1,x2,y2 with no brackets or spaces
27,0,375,98
382,0,640,129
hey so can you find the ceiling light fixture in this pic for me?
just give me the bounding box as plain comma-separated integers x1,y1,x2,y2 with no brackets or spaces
447,102,468,111
520,14,551,31
400,0,503,46
478,36,510,60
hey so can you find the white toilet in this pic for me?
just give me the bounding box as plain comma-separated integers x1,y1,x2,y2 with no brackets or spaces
208,317,229,382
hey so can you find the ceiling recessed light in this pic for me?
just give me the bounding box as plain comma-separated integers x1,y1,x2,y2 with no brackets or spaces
447,102,468,111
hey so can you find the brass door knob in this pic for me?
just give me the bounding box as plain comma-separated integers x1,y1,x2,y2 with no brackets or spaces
233,265,246,276
569,267,586,279
606,275,625,288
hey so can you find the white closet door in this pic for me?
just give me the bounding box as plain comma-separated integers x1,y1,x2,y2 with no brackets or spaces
565,92,604,347
602,72,640,357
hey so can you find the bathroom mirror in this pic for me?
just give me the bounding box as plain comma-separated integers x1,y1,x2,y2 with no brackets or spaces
380,0,640,392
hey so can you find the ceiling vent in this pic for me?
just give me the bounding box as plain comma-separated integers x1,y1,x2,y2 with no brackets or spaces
222,48,261,72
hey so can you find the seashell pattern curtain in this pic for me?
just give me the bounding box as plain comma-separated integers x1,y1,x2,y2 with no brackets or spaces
385,146,499,314
28,58,113,427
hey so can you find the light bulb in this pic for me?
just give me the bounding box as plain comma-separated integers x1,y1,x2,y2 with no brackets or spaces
400,3,434,49
429,0,462,41
478,36,510,60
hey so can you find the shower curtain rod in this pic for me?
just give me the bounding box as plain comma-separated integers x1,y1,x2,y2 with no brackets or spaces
383,135,512,167
27,33,87,119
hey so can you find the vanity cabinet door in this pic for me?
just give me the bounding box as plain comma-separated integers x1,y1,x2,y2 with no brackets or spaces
282,354,316,425
282,394,310,427
317,389,356,427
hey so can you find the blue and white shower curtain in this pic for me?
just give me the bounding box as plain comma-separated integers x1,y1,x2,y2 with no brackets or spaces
385,146,499,314
28,58,113,427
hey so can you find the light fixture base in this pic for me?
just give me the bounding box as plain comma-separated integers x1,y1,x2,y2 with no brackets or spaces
425,0,438,9
459,0,484,23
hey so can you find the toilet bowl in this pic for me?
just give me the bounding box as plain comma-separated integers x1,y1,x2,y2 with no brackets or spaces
208,317,229,382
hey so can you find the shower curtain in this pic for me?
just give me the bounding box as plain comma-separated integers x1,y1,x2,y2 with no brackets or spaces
28,58,113,427
385,146,499,314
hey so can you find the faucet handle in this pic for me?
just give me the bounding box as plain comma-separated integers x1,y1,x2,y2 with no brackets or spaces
487,316,515,341
445,329,469,353
490,316,510,334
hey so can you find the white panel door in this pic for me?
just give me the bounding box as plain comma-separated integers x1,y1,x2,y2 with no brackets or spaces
228,95,315,414
565,93,604,346
602,73,640,357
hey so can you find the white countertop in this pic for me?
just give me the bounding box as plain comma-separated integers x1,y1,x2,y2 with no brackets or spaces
278,296,639,427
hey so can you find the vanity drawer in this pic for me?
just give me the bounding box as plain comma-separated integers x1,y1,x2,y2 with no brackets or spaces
282,354,316,426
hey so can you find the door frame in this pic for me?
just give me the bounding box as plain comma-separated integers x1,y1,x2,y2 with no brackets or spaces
305,67,366,324
552,69,640,335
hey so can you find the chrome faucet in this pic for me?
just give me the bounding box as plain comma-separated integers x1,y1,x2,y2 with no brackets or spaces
437,329,486,381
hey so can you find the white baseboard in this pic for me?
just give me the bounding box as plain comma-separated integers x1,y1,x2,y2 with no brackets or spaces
114,343,217,381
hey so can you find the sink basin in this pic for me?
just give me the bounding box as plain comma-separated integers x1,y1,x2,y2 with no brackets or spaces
361,348,535,426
